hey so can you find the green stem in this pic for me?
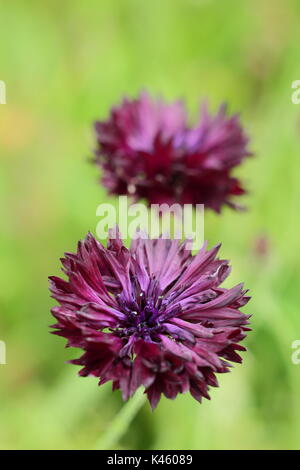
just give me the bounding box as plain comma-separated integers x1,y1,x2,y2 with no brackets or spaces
94,388,147,449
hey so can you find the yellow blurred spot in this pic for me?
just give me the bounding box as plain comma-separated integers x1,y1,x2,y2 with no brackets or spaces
0,106,36,152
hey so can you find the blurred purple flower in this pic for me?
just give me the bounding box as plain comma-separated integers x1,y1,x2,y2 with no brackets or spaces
49,230,250,409
93,92,251,212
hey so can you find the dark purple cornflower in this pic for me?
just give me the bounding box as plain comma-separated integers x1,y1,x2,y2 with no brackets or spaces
94,92,251,212
49,230,250,409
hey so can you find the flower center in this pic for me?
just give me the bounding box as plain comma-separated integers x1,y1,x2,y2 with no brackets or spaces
114,291,164,342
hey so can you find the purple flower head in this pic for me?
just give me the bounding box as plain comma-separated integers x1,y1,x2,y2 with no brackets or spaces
49,230,250,409
94,92,251,212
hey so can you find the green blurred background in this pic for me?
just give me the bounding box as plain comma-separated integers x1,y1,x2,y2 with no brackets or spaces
1,0,300,450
